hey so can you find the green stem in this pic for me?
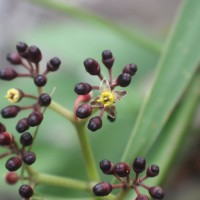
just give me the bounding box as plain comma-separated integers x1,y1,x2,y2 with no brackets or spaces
34,172,91,191
29,0,161,54
49,101,99,182
74,123,100,182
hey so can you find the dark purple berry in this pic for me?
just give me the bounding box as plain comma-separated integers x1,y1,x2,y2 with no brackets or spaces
16,118,29,133
114,162,130,177
47,57,61,71
107,115,116,122
20,132,33,146
135,194,150,200
117,73,132,87
27,111,43,127
122,64,137,76
5,157,22,171
7,52,22,65
16,42,28,53
74,83,92,95
34,74,47,87
16,42,28,59
22,152,36,165
0,123,6,133
99,159,114,175
0,131,13,146
1,105,20,118
147,164,159,177
0,68,18,80
132,157,146,174
38,93,51,106
102,50,114,69
87,116,102,131
93,182,112,196
19,185,33,199
149,186,165,199
76,104,92,119
84,58,100,75
5,172,19,185
27,45,42,63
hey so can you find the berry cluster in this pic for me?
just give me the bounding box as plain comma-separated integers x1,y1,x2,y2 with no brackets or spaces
74,50,137,131
93,157,165,199
0,42,61,199
0,42,61,131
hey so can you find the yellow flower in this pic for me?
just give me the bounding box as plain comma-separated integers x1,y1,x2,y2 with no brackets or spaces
5,88,23,103
90,79,127,119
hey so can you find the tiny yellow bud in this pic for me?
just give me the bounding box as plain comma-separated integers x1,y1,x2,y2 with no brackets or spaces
97,91,115,107
5,88,23,103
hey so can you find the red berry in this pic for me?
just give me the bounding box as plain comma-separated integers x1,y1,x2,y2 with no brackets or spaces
0,123,6,133
5,172,19,185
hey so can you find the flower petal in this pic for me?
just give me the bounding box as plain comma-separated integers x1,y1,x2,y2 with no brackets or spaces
89,96,103,108
113,90,127,101
105,105,117,118
99,78,111,93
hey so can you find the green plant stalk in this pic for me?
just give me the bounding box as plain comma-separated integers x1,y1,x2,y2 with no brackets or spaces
49,101,99,182
29,0,161,54
33,172,91,191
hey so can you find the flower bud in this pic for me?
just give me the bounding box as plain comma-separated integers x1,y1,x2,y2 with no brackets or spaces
149,186,165,199
146,164,159,177
114,162,131,177
122,64,137,76
102,50,114,69
76,104,92,119
117,73,132,87
0,131,13,145
7,52,22,65
20,132,33,146
87,116,102,131
22,152,36,165
1,105,21,118
93,182,113,196
0,68,18,80
16,42,28,59
27,45,42,63
135,194,149,200
16,118,30,133
19,185,33,199
132,157,146,174
74,83,92,95
99,159,114,175
47,57,61,71
5,156,22,171
34,74,47,87
38,93,51,106
27,111,43,127
84,58,100,75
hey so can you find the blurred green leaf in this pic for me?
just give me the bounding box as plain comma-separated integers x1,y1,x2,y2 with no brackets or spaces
122,0,200,163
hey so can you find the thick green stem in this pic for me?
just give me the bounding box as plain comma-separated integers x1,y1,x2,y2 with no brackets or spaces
34,172,91,191
49,101,99,182
74,123,100,182
28,0,161,54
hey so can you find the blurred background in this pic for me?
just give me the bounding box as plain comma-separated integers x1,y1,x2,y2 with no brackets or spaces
0,0,200,199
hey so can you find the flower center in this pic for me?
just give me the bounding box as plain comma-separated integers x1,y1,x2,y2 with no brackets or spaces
97,91,115,107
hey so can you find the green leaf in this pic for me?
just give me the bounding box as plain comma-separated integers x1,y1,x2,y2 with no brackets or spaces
122,0,200,162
